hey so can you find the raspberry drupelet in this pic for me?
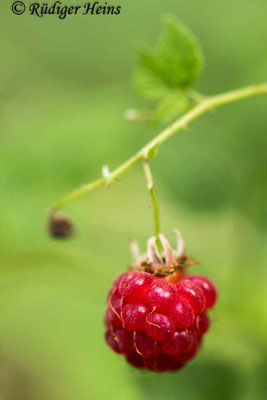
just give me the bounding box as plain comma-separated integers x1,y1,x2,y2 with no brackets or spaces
105,230,217,372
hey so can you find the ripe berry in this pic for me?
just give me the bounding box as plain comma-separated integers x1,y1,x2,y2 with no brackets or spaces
105,231,218,372
122,303,149,331
134,331,161,358
176,335,201,362
194,313,210,335
126,352,145,368
162,330,194,355
146,280,177,312
105,328,133,354
119,271,154,302
176,279,206,314
187,275,217,308
170,296,194,329
106,304,122,329
145,353,184,372
145,312,175,341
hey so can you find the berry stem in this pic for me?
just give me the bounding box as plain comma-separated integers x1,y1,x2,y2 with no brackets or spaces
142,158,161,252
50,83,267,212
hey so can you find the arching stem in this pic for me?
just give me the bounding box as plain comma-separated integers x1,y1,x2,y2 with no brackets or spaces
50,83,267,212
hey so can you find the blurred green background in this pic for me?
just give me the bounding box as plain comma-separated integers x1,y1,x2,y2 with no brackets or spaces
0,0,267,399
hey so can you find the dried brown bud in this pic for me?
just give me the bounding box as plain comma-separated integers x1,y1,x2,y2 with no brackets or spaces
49,212,73,239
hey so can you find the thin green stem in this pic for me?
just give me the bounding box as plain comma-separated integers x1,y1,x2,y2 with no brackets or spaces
50,83,267,211
142,158,161,251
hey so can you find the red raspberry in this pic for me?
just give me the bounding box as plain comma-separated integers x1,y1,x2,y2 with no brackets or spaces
105,232,218,372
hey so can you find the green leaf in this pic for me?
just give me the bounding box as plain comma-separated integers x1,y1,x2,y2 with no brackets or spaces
156,16,203,89
135,16,203,99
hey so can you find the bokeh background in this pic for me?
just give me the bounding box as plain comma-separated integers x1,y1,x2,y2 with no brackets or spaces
0,0,267,399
